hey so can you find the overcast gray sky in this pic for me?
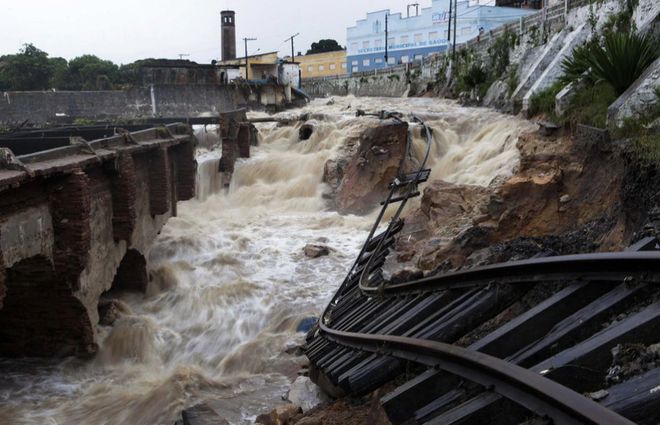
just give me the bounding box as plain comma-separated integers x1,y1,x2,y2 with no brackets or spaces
1,0,493,64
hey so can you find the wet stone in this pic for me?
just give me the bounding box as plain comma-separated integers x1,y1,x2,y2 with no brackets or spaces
98,299,123,326
255,404,302,425
181,403,229,425
303,244,330,258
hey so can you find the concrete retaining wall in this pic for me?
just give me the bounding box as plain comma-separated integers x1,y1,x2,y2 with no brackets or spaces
302,70,409,98
608,56,660,128
0,83,295,125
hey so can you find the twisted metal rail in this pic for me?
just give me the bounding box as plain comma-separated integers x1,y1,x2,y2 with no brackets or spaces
309,114,656,425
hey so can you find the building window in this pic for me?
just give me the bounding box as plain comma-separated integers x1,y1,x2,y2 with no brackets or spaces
362,59,370,66
414,33,423,43
401,55,409,64
414,55,423,61
362,41,370,49
400,35,409,44
341,63,347,69
375,58,383,64
388,57,396,65
387,37,395,46
352,60,358,66
319,64,325,71
351,42,358,51
329,63,336,70
375,39,382,47
429,31,438,40
352,66,358,72
307,65,313,72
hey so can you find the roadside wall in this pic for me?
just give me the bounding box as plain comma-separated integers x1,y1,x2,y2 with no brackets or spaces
302,69,409,98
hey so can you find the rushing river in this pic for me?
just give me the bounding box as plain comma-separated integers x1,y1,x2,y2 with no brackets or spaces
0,96,535,425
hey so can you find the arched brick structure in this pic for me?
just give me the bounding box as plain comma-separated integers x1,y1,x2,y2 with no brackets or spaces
0,255,95,357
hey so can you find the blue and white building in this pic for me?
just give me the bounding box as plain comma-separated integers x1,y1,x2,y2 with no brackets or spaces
346,0,535,73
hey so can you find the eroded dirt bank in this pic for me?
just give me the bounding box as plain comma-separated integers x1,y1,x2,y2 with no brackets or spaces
253,97,660,425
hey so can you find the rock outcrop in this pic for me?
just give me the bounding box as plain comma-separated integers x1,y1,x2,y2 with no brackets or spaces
397,128,652,273
332,119,409,215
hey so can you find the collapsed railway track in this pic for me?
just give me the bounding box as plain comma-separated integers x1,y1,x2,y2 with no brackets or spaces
305,115,660,425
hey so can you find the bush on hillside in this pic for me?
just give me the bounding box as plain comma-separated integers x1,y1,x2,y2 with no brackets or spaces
561,32,658,95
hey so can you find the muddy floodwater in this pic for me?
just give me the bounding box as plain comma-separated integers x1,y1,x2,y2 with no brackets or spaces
0,96,535,425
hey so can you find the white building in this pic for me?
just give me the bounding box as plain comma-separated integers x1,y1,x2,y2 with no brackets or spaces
347,0,535,73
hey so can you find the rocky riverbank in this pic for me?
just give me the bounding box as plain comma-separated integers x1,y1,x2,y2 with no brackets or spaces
248,98,659,425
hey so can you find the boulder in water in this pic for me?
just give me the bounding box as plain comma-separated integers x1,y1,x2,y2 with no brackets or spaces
181,403,229,425
303,244,330,258
287,376,330,413
334,119,409,215
97,299,127,326
255,404,302,425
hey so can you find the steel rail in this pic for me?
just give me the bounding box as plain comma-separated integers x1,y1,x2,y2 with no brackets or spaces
357,115,434,294
317,325,636,425
360,251,660,295
312,115,653,425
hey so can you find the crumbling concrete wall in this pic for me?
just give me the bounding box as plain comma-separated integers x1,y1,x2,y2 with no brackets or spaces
0,125,196,357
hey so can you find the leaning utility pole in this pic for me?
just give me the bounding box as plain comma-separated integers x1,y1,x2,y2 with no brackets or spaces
243,37,256,80
452,0,457,63
384,13,389,67
285,33,299,61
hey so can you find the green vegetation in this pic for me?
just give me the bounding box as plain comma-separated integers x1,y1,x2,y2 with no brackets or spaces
487,30,518,77
561,82,617,128
0,43,207,91
561,33,657,94
306,39,344,55
550,0,658,130
631,134,660,166
602,0,639,34
460,63,487,90
0,44,54,90
528,81,565,117
559,41,595,84
507,65,519,97
587,32,657,95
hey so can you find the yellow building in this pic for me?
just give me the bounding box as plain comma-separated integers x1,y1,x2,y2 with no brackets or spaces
217,51,279,79
295,50,347,79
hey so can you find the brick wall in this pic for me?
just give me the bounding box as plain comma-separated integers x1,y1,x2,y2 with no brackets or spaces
148,147,172,216
48,170,92,290
0,255,96,357
172,142,196,201
111,154,138,243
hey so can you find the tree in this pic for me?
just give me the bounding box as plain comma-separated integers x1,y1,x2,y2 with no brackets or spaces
65,55,120,90
49,57,69,89
306,39,344,55
0,44,53,91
